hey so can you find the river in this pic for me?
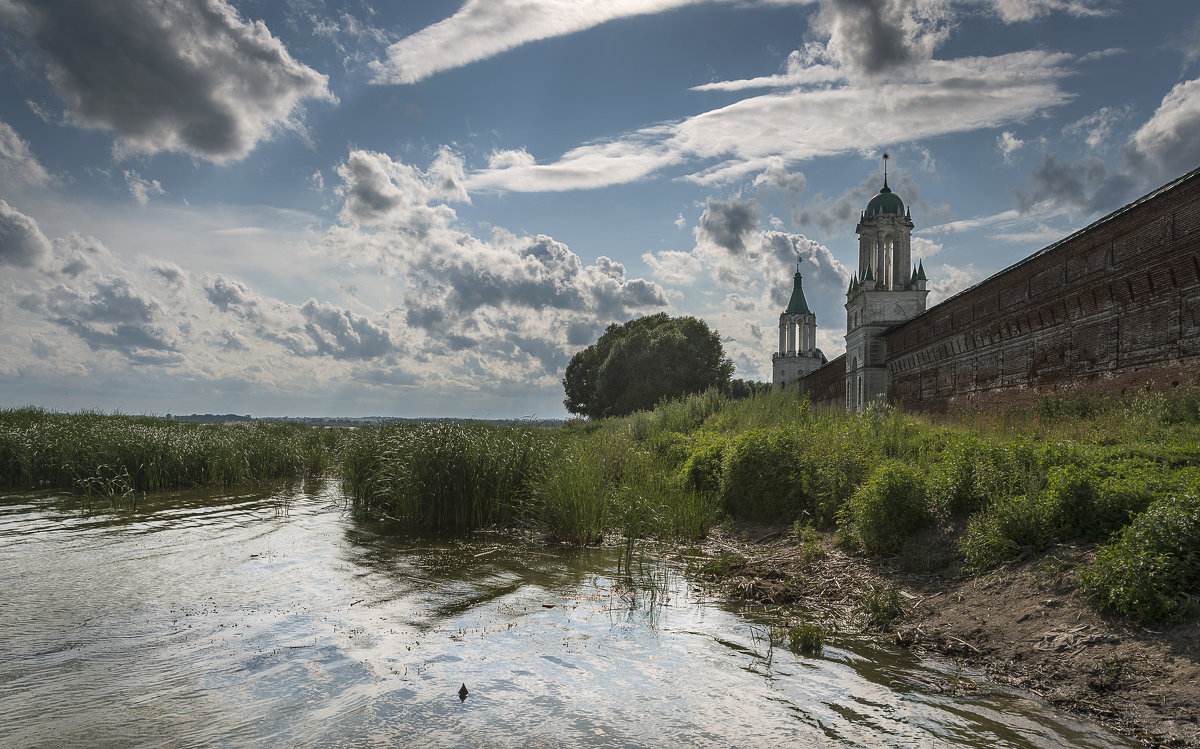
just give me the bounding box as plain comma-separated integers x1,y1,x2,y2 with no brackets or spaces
0,482,1134,747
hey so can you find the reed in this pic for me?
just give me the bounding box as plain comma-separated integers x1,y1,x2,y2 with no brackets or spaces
0,408,331,493
340,422,554,530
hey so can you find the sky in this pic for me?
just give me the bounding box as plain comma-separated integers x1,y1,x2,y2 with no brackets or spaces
1,0,1199,419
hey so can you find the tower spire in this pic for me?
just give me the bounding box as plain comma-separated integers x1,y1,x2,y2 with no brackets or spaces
882,152,890,190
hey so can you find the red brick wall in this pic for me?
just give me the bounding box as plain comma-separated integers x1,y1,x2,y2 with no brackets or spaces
884,167,1200,412
797,354,845,410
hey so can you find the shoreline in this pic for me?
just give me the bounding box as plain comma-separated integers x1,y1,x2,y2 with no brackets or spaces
691,525,1200,748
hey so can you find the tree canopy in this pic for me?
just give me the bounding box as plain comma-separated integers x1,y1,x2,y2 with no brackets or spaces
562,313,734,418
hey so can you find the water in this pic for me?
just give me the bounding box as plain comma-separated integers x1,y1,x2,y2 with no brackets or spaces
0,484,1133,748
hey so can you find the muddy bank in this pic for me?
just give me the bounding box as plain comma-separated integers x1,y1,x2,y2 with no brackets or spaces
690,527,1200,748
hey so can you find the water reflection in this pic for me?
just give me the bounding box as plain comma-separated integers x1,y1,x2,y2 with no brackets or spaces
0,486,1133,748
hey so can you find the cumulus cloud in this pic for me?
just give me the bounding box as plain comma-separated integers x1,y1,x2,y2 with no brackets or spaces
698,199,759,255
0,121,51,186
322,149,670,389
814,0,952,77
18,275,177,359
1,0,334,161
202,274,395,360
337,148,467,225
927,263,982,306
1124,78,1200,183
642,194,851,375
0,200,51,268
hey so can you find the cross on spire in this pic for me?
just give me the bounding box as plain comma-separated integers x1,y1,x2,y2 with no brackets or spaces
882,152,890,188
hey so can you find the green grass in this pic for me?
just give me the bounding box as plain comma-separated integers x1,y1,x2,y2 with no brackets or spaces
12,381,1200,626
0,408,332,494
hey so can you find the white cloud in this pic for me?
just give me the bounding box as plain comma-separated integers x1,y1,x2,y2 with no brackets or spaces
124,170,165,207
927,262,982,305
1063,105,1130,150
984,0,1112,23
368,0,728,85
0,121,51,186
0,200,52,268
997,130,1025,162
467,50,1074,193
1125,78,1200,183
2,0,334,162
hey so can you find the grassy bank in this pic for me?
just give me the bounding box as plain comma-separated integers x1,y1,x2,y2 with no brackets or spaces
0,408,333,498
340,385,1200,627
7,384,1199,628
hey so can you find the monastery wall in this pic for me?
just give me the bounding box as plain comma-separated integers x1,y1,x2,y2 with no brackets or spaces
796,354,845,410
883,167,1200,411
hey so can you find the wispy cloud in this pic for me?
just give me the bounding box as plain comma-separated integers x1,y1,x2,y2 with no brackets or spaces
368,0,734,85
468,50,1074,193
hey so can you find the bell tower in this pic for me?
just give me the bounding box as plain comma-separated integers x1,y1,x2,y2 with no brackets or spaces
844,155,929,412
772,256,826,388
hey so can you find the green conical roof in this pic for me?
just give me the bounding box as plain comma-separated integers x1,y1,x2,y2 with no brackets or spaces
916,260,927,281
862,264,874,282
785,271,811,315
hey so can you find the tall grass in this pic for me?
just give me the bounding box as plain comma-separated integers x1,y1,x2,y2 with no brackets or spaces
341,422,553,530
0,408,331,494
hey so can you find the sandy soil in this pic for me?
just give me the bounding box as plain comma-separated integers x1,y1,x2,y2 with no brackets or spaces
692,527,1200,748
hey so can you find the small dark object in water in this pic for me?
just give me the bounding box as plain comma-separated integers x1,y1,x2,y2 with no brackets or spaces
458,683,469,702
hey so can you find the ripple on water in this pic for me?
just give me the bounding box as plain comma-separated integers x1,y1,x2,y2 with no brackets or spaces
0,486,1134,748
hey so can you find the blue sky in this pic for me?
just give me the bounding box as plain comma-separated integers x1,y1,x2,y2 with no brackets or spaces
2,0,1199,418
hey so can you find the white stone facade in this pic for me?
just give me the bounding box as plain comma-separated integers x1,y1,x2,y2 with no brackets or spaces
843,179,929,412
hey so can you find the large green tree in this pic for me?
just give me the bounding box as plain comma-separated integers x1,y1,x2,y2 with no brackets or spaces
562,313,734,418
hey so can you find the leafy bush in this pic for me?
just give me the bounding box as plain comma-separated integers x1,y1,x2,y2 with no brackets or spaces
842,461,930,554
960,493,1055,568
719,427,810,523
680,431,728,495
1080,492,1200,624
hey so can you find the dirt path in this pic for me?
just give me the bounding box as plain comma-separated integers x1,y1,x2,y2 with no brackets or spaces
692,528,1200,748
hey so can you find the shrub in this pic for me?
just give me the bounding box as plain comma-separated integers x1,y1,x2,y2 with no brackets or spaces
680,431,728,495
719,427,809,523
927,435,986,515
842,461,930,554
960,493,1055,568
1080,492,1200,624
1046,464,1099,538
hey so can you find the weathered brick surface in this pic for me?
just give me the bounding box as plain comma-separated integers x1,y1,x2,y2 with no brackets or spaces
882,167,1200,412
796,354,845,409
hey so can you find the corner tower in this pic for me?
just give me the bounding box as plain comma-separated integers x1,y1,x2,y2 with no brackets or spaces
772,259,825,387
845,157,929,412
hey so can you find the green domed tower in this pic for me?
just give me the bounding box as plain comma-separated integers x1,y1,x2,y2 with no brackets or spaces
844,156,929,413
855,172,914,290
